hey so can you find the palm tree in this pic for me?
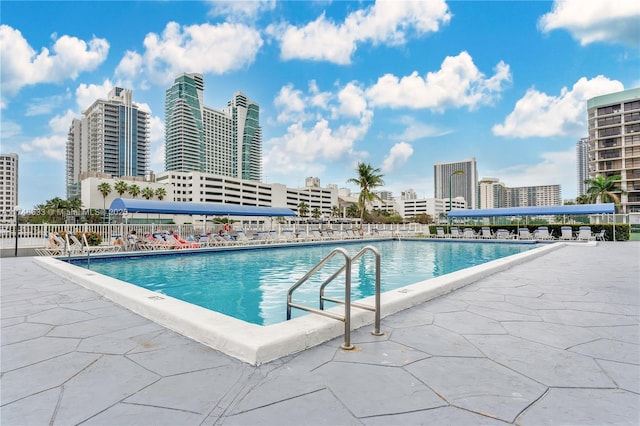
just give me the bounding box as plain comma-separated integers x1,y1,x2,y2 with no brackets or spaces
114,180,129,197
584,174,627,208
331,205,340,219
155,187,167,201
297,201,309,217
141,187,155,200
128,184,141,199
97,182,112,212
311,207,321,219
575,194,591,205
346,204,359,218
346,162,385,224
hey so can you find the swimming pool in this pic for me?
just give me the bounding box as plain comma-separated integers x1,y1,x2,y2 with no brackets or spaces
37,239,561,364
69,240,537,326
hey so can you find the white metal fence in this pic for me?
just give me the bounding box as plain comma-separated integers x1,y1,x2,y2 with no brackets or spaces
0,222,430,249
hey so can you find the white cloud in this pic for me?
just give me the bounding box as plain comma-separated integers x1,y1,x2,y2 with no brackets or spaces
25,92,70,116
75,80,114,111
0,25,108,97
270,0,451,64
539,0,640,46
485,149,577,198
274,84,309,123
338,82,368,118
366,52,511,111
20,110,76,161
116,21,263,85
492,76,625,138
263,112,372,175
391,116,452,141
381,142,413,172
207,0,276,22
1,121,21,139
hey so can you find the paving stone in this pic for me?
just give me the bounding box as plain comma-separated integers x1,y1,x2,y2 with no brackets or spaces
406,357,547,423
82,403,208,425
314,362,445,417
27,306,97,325
596,359,640,394
47,312,150,339
363,405,507,425
500,320,601,349
1,336,80,372
434,310,506,335
517,388,639,425
537,308,636,327
1,351,99,404
77,322,166,355
391,324,483,357
127,340,238,375
570,338,640,364
125,365,248,414
1,321,53,345
332,340,430,366
54,355,160,425
467,334,615,388
0,388,60,426
223,389,359,425
591,324,640,344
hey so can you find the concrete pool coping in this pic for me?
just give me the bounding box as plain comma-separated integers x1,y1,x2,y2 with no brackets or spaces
34,241,573,365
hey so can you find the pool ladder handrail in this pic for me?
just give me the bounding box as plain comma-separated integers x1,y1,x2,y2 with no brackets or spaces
286,245,383,350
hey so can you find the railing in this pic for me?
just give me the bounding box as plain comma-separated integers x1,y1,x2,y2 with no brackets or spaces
286,246,383,350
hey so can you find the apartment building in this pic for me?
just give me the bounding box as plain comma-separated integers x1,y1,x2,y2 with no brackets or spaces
165,73,262,182
0,153,18,223
66,87,150,199
587,88,640,213
434,158,478,209
478,178,560,209
576,137,590,197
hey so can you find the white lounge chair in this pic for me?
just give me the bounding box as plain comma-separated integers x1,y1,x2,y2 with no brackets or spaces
495,229,515,239
593,229,606,241
435,227,447,238
463,228,477,239
481,227,493,239
450,227,462,238
559,226,574,240
518,228,533,240
534,227,554,240
577,226,593,241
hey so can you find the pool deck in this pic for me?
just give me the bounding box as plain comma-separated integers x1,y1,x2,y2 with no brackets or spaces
2,242,639,425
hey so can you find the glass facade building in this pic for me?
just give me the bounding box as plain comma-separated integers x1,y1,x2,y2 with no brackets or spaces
66,88,150,199
165,73,262,182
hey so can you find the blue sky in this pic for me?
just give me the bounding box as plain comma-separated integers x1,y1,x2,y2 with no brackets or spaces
1,0,639,209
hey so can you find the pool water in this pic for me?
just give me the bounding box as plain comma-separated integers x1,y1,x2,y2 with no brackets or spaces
73,240,536,325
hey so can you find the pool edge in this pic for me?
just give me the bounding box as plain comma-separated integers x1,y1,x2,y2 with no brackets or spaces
34,242,571,365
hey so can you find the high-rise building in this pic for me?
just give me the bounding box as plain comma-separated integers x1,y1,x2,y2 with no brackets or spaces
576,137,590,197
478,178,507,209
401,189,417,200
587,88,640,213
506,185,561,207
434,158,478,209
66,87,150,199
0,153,18,223
165,73,262,181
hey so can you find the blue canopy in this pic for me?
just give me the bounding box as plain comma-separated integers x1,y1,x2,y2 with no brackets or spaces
109,198,296,217
447,203,615,218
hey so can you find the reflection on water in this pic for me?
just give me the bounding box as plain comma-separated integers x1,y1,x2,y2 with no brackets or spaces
74,241,535,325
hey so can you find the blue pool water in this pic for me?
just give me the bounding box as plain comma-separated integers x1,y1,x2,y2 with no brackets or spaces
73,240,537,325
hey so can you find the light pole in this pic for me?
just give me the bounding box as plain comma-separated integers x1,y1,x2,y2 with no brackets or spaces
448,170,464,225
14,205,21,257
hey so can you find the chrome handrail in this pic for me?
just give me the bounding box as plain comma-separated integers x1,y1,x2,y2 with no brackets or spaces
286,245,383,350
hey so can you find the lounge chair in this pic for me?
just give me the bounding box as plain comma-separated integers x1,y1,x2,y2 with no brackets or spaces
435,227,447,238
82,233,121,253
450,227,462,238
534,227,554,240
495,229,515,239
518,228,533,240
462,228,477,239
35,232,68,256
559,226,574,240
235,230,256,244
577,226,593,241
593,229,606,241
480,227,493,239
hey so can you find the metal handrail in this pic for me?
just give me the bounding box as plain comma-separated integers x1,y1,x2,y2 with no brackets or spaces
286,246,383,350
318,246,382,336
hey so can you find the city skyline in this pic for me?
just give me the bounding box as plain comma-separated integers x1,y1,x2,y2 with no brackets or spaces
1,0,639,209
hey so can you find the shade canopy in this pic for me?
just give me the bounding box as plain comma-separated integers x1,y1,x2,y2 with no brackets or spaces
109,198,297,217
447,203,615,218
